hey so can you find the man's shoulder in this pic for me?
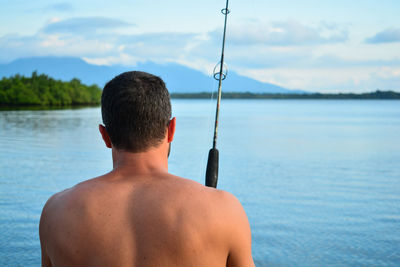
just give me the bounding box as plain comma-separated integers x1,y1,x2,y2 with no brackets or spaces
40,176,104,219
206,188,247,224
172,176,251,253
168,174,231,198
170,174,245,219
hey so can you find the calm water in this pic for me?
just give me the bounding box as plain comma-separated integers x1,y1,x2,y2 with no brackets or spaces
1,100,400,266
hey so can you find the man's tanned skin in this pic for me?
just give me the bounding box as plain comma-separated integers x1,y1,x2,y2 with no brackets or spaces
39,72,254,267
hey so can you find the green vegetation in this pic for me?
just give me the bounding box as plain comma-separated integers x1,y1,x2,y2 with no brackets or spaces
1,72,398,107
171,91,400,99
0,72,102,106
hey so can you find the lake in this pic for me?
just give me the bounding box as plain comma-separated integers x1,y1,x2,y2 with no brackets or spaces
1,99,400,266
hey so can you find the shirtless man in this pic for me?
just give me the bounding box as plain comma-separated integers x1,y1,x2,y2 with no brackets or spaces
39,71,254,267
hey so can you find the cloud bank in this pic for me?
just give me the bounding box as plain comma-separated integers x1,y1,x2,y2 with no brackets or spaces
46,2,74,12
42,17,133,35
0,17,399,92
366,27,400,44
223,21,348,46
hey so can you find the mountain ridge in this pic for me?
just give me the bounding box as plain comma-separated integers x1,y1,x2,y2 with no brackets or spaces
0,56,298,93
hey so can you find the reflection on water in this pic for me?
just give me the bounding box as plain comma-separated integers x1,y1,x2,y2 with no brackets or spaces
1,100,400,266
0,107,110,266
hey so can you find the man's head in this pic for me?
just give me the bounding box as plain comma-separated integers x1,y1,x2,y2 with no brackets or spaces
101,71,172,152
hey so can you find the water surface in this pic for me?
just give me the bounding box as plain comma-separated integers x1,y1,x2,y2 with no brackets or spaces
1,100,399,266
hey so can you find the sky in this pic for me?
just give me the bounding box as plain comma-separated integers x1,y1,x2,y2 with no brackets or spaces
0,0,399,92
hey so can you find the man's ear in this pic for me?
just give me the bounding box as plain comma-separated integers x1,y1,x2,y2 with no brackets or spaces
99,124,112,148
167,117,176,143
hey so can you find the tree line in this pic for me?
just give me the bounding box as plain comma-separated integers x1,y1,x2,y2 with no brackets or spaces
0,72,102,106
171,91,400,99
1,72,399,107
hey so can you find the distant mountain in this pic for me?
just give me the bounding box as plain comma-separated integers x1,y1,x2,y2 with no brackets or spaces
0,57,297,93
0,57,123,88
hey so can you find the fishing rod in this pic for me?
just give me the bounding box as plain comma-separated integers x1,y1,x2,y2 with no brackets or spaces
205,0,230,188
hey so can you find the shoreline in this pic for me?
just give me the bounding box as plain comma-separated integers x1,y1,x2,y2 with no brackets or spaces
171,90,400,100
1,90,399,110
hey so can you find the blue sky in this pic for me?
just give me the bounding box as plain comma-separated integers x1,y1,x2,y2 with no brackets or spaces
1,0,399,92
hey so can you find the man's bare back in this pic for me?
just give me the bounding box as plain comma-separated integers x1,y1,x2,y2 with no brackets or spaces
40,170,253,266
39,71,254,266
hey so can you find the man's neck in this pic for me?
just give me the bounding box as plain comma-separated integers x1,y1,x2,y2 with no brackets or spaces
111,147,169,176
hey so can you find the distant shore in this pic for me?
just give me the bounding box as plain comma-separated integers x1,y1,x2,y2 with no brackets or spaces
171,91,400,100
1,73,399,108
0,72,101,107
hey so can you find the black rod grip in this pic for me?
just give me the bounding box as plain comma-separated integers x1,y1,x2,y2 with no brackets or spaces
205,148,219,188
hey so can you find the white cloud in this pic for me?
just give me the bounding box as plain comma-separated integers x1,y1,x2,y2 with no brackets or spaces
238,66,400,92
366,27,400,44
82,54,138,66
42,17,133,35
45,2,74,12
0,32,119,62
216,20,348,46
1,16,399,92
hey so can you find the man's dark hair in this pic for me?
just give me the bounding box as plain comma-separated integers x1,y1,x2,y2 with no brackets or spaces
101,71,171,152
